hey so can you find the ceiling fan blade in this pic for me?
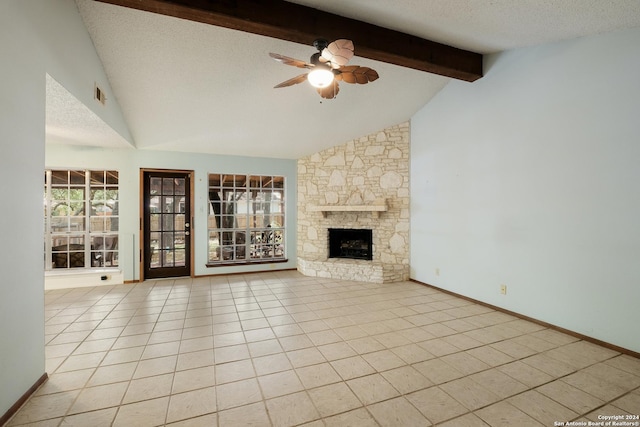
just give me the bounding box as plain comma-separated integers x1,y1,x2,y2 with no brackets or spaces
269,52,313,69
320,39,354,68
317,81,340,99
274,73,309,88
336,66,379,84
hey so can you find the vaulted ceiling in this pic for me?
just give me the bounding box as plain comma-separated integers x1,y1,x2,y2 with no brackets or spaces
47,0,640,159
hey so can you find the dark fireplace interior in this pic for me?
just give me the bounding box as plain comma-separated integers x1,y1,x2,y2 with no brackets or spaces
328,228,373,261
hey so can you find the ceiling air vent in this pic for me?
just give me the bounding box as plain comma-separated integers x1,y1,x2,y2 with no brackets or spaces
94,83,106,105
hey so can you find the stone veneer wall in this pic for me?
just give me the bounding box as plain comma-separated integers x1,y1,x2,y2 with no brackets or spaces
297,122,410,283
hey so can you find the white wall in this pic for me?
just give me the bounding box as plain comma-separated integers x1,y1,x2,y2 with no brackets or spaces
0,1,46,417
46,145,298,281
0,0,134,416
411,27,640,353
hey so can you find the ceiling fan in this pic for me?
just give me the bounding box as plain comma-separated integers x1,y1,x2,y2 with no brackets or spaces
269,39,379,99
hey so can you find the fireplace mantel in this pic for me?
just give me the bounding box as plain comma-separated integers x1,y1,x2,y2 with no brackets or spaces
308,199,387,218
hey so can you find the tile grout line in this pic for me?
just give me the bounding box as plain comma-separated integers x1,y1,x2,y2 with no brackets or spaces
14,274,640,426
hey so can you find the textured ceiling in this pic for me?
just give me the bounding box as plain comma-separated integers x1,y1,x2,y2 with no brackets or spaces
49,0,640,159
46,74,132,148
289,0,640,53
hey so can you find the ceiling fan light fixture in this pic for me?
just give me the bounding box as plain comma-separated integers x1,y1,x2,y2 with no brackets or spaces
307,65,334,88
270,38,376,99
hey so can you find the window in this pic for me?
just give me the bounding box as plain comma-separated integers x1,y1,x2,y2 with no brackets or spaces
208,174,285,264
44,170,119,270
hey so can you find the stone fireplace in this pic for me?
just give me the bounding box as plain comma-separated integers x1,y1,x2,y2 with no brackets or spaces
297,122,410,283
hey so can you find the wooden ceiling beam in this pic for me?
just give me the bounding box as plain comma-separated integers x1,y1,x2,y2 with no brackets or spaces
95,0,483,82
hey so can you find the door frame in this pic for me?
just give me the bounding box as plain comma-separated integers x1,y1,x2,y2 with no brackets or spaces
139,168,195,281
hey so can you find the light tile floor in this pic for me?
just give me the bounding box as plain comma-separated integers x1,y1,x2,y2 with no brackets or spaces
6,271,640,426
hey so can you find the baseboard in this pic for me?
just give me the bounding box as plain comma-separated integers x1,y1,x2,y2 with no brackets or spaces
410,279,640,359
195,267,298,279
0,373,48,426
124,267,298,283
45,269,123,290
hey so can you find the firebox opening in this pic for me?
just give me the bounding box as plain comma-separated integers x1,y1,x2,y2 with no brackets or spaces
328,228,373,261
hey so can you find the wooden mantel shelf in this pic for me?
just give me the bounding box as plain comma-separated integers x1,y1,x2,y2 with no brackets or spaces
309,200,387,218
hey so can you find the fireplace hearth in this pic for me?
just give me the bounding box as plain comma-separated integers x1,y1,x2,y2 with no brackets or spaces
328,228,373,261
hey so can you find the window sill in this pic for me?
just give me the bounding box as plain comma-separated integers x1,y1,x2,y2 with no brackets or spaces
45,267,121,276
206,258,288,268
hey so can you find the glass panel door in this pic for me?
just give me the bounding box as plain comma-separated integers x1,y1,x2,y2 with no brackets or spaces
143,171,191,279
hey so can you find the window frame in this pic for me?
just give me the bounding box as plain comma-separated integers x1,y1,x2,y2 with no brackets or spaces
207,173,286,266
44,169,119,270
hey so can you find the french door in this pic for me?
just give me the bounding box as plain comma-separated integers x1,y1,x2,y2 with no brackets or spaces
142,170,192,279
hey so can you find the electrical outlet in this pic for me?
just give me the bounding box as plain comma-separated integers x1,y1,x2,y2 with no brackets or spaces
435,268,440,276
500,284,507,295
